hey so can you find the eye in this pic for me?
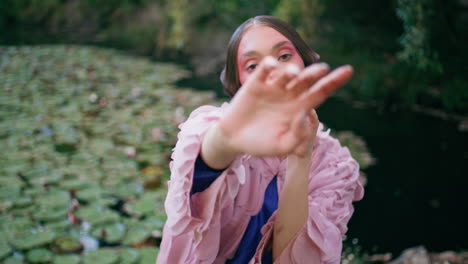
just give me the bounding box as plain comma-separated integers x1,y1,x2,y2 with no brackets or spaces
246,64,257,72
278,53,292,61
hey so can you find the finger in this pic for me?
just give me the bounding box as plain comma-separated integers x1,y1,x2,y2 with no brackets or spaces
277,111,308,155
269,63,301,89
300,65,354,109
254,56,278,82
285,63,330,92
308,109,319,130
292,116,315,157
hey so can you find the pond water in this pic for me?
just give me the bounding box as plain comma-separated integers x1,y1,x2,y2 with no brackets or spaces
178,73,468,255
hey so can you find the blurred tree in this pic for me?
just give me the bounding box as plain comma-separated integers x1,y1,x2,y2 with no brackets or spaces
0,0,466,112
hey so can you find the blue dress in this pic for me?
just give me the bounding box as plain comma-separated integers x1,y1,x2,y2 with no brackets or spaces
191,155,278,263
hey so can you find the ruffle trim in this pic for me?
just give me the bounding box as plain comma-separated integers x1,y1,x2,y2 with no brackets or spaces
251,126,364,264
164,104,249,262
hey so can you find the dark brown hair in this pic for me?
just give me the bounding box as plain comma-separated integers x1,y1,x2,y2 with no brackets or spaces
220,16,320,97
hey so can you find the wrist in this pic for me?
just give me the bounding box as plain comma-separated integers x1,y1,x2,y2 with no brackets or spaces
288,148,313,169
211,121,242,156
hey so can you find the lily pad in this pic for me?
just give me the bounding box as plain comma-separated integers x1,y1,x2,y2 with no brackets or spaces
137,247,159,264
59,178,90,190
122,226,150,246
1,217,35,238
45,220,72,233
90,222,126,244
4,254,25,264
124,192,159,217
0,186,21,200
26,248,54,263
36,190,70,208
13,196,33,208
33,206,68,222
120,248,140,264
52,236,82,253
82,248,119,264
76,186,106,202
0,200,13,212
9,229,57,250
0,240,12,260
75,205,120,225
29,172,63,186
104,182,143,200
53,254,81,264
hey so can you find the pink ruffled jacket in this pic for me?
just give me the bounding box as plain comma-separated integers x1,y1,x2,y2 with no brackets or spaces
157,103,364,264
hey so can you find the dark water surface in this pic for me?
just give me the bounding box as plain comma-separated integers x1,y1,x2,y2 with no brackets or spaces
178,73,468,255
318,98,468,255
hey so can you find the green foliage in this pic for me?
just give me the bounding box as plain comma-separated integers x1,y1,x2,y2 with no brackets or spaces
273,0,324,43
441,78,468,111
396,0,442,74
1,0,467,113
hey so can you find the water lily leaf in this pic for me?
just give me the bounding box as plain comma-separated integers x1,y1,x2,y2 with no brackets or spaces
86,138,114,156
137,247,159,264
140,217,165,236
122,226,150,246
0,186,21,200
75,205,120,225
82,248,119,264
52,236,82,253
44,220,72,233
33,206,68,222
1,217,35,238
26,248,54,263
0,176,25,189
3,254,25,264
29,172,63,186
119,248,140,264
60,178,90,190
76,186,106,202
0,200,13,212
10,229,57,250
53,254,81,264
90,222,126,244
13,196,33,208
36,190,70,208
0,240,12,260
105,182,143,200
124,192,160,217
23,187,44,197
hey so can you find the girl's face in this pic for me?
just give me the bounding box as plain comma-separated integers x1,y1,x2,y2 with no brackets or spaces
237,25,305,85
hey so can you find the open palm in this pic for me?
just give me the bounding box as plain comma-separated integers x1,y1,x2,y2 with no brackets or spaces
218,57,353,157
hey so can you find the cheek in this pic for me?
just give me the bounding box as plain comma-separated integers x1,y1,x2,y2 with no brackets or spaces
291,53,305,70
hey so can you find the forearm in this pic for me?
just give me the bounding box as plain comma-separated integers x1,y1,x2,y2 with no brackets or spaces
273,155,311,261
200,122,241,170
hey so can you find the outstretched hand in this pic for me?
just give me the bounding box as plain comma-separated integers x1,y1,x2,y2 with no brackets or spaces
218,56,353,157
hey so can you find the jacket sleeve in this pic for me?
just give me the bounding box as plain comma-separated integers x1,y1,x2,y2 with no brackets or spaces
157,105,248,263
251,129,365,264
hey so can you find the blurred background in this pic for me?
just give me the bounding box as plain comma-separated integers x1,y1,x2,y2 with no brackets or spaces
0,0,467,263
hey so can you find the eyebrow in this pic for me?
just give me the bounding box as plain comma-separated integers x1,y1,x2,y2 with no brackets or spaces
240,40,293,59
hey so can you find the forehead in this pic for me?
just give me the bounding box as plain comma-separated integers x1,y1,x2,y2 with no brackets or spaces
238,26,290,55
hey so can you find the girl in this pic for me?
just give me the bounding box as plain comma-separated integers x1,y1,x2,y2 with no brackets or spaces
157,16,364,264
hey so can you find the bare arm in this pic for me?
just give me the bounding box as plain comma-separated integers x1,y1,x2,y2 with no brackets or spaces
273,109,320,261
